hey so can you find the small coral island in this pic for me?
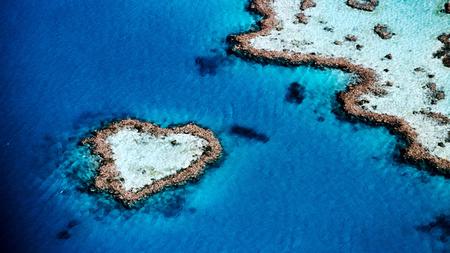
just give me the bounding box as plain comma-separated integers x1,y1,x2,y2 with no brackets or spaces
82,119,222,206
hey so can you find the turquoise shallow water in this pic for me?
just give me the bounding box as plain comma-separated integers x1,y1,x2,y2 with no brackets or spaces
0,0,449,252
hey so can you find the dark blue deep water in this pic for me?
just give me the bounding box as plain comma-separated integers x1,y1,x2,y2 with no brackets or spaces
1,0,449,252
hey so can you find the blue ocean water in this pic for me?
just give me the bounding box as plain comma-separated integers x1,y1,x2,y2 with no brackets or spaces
1,0,449,252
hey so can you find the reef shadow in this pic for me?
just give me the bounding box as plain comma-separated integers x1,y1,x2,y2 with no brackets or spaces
230,125,269,143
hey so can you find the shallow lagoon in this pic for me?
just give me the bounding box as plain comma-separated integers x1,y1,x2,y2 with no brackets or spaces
0,0,449,252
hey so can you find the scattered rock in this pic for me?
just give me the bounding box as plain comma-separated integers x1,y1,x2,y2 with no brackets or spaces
356,44,363,50
300,0,316,11
346,0,379,11
384,53,392,60
285,82,306,104
374,24,394,39
444,2,450,14
426,82,446,104
435,91,445,101
230,125,269,143
345,35,358,42
433,33,450,68
443,55,450,68
438,33,450,44
427,83,437,92
414,67,425,72
295,13,309,24
334,40,342,45
357,99,369,105
345,34,358,42
275,22,284,31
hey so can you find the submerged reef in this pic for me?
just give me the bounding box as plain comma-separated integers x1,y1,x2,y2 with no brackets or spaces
417,214,450,243
228,0,450,175
285,82,306,104
82,119,222,206
195,49,232,76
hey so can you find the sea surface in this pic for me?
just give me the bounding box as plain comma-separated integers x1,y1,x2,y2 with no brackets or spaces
1,0,449,252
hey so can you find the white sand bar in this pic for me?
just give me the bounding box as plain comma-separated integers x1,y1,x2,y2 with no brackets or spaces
250,0,450,160
107,128,208,192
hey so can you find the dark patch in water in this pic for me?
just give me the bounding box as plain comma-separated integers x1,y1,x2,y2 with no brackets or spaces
65,155,97,194
230,125,269,143
56,230,71,240
67,219,80,229
392,144,405,164
418,174,431,184
56,219,80,240
285,82,305,104
371,156,381,161
31,134,65,180
417,214,450,243
93,197,117,216
152,191,186,218
317,116,325,122
195,50,231,76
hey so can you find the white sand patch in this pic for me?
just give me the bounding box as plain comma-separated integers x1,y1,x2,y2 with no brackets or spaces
107,128,208,191
251,0,450,159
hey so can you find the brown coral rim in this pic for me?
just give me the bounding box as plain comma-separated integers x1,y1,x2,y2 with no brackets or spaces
82,119,223,206
228,0,450,175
